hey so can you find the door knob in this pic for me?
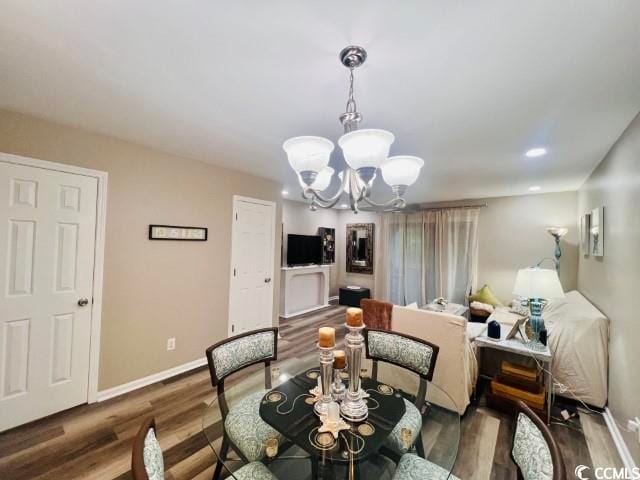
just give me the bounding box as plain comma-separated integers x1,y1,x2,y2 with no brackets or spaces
264,278,271,283
77,298,89,307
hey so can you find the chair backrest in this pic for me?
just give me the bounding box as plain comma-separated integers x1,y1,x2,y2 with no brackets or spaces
365,328,439,380
511,401,566,480
132,417,165,480
206,327,278,391
364,328,439,409
361,298,393,330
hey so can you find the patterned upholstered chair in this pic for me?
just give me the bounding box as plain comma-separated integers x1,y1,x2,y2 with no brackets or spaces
511,401,566,480
206,327,282,480
364,328,439,460
132,417,164,480
392,453,460,480
131,416,278,480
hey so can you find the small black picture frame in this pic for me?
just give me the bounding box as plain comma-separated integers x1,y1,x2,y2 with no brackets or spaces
148,225,208,241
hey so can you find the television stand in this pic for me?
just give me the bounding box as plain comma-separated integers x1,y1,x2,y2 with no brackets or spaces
279,265,330,318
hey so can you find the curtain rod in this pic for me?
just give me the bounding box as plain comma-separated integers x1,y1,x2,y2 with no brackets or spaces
404,203,488,212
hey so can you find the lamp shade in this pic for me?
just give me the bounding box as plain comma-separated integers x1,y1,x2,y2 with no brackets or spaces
283,136,334,174
513,267,565,299
380,155,424,187
298,166,334,191
546,226,568,238
338,129,394,171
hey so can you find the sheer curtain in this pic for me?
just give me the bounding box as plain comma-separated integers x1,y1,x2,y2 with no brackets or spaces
376,208,479,305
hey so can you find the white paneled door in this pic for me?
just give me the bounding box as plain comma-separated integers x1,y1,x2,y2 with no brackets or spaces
0,161,98,431
228,197,275,336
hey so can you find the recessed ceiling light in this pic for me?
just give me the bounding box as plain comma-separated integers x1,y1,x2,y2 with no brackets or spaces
525,147,547,158
281,189,289,196
529,185,541,192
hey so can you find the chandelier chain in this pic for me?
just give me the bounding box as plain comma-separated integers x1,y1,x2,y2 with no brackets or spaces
345,67,356,114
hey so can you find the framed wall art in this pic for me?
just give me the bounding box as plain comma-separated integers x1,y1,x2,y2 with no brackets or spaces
149,225,208,241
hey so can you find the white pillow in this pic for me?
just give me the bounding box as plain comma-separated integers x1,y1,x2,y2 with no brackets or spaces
406,302,419,310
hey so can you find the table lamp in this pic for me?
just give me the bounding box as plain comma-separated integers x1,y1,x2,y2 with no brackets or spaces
546,227,568,271
512,267,564,350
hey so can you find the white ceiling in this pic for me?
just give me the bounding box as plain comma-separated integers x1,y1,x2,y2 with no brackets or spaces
1,1,639,204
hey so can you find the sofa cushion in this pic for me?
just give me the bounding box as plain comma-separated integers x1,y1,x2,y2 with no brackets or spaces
469,284,503,307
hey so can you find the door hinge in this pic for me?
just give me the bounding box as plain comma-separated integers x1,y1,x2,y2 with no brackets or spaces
233,268,236,277
232,324,235,333
235,213,238,220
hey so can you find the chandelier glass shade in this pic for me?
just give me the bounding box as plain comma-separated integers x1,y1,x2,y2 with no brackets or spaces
283,46,423,212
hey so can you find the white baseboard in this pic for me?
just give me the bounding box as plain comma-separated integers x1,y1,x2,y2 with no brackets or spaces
603,407,638,471
96,357,208,402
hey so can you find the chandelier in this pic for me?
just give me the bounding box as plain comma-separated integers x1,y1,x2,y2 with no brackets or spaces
283,46,424,213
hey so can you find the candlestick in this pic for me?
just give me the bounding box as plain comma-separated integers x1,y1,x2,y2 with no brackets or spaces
340,321,368,422
331,367,346,401
314,344,335,417
346,307,363,327
318,327,336,348
333,350,346,369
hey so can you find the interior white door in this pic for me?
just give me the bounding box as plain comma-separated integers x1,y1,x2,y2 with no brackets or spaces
228,197,275,336
0,161,98,431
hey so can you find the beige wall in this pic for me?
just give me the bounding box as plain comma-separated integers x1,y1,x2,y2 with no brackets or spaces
0,109,282,391
577,111,640,463
281,200,339,296
416,192,579,303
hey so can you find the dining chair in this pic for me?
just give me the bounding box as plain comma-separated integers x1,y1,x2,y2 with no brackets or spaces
132,417,164,480
392,453,460,480
511,400,566,480
364,328,440,460
206,327,282,480
361,298,393,330
131,416,278,480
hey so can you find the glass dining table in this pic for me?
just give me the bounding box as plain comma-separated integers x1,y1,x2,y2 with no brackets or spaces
202,351,460,479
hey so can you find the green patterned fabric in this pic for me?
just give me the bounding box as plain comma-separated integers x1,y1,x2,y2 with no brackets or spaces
368,331,433,376
512,413,553,480
212,331,275,380
143,429,164,480
231,462,278,480
392,453,459,480
384,399,423,454
225,390,283,462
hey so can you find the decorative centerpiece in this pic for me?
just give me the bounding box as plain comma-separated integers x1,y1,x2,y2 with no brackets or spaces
331,350,347,401
319,401,350,439
314,327,336,416
340,307,369,422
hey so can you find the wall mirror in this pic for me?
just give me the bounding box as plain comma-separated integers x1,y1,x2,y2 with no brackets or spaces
346,223,374,274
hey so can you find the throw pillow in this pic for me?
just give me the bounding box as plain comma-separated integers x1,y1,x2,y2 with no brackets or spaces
469,284,503,307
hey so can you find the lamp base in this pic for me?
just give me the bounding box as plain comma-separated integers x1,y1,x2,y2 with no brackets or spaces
525,339,547,352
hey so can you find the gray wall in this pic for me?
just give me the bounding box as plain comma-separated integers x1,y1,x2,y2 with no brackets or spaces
577,111,640,464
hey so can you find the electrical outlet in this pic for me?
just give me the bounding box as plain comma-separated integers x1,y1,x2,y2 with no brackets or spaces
166,337,176,351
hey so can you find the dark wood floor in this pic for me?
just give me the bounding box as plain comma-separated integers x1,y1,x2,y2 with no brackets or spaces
0,304,621,479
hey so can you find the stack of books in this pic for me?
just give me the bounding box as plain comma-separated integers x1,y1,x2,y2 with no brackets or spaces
486,361,545,418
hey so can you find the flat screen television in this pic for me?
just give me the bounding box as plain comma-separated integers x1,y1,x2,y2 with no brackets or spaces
287,234,322,266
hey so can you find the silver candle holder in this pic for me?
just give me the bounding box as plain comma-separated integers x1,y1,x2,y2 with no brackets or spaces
314,345,335,417
339,323,368,422
331,368,346,401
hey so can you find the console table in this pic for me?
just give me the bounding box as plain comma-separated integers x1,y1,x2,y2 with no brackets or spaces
279,265,330,318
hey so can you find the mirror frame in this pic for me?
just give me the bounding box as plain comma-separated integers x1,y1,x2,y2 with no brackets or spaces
346,223,375,275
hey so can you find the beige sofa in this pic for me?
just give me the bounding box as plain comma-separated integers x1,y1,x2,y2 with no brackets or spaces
391,305,483,414
388,290,609,414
